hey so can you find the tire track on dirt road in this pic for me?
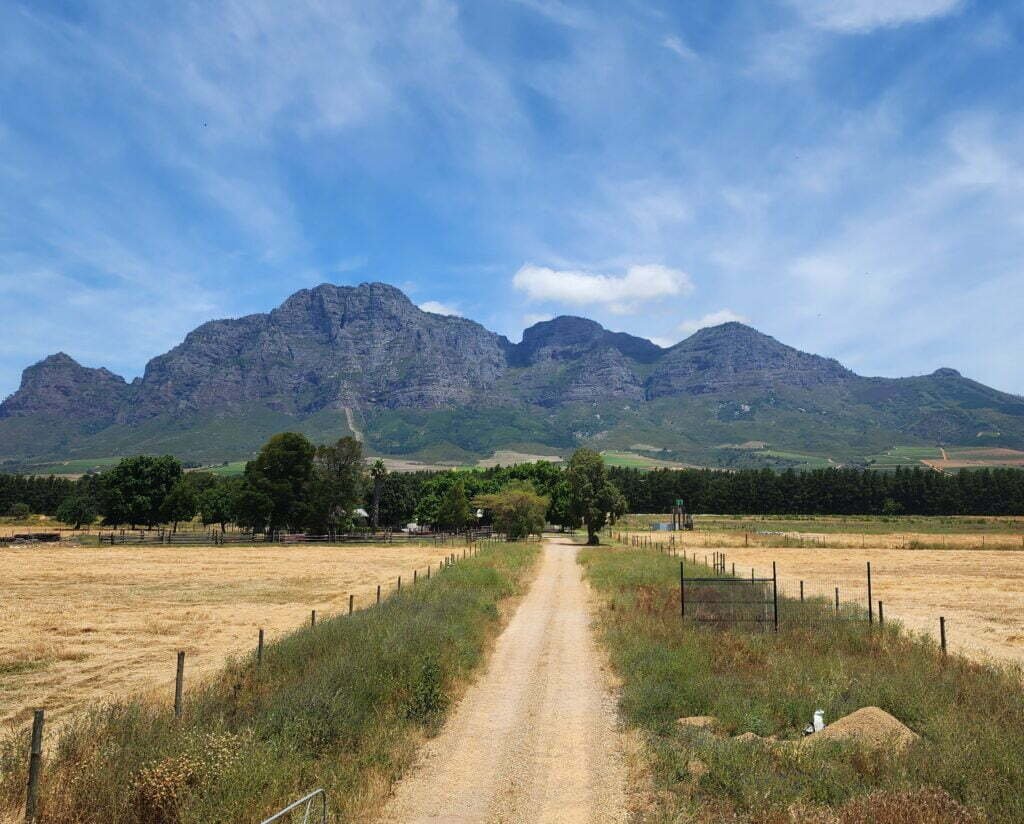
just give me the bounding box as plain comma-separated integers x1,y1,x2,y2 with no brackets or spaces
378,537,629,824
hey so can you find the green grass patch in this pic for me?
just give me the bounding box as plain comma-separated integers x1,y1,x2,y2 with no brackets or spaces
580,545,1024,822
0,543,538,823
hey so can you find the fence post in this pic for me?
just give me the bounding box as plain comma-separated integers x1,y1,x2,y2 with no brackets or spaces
800,580,804,602
772,561,778,632
414,569,418,585
311,610,316,628
680,559,685,619
834,588,840,616
867,562,873,625
349,594,354,615
376,584,381,605
878,601,884,627
257,629,264,665
397,576,402,594
24,709,44,823
940,616,947,656
174,651,185,719
427,565,431,580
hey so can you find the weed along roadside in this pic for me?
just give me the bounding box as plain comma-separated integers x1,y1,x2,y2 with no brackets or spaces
580,539,1024,823
0,542,539,824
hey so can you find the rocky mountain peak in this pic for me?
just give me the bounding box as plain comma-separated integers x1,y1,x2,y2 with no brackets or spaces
513,315,662,366
0,352,129,421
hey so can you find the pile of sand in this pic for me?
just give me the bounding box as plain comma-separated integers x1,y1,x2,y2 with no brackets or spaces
799,706,918,753
678,706,918,754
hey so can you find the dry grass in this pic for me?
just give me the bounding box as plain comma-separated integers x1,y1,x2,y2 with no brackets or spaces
0,543,458,730
616,529,1024,666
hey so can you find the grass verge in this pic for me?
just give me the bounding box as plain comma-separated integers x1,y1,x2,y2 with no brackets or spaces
0,542,538,823
580,544,1024,823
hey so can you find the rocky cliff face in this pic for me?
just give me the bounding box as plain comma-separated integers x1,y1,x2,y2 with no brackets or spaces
0,353,129,424
2,281,1022,463
127,282,511,420
647,323,853,399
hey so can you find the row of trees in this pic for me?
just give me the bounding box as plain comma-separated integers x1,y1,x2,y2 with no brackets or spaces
16,443,1024,535
606,465,1024,516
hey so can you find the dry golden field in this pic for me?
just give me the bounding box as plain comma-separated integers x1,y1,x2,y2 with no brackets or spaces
0,543,457,730
620,529,1024,667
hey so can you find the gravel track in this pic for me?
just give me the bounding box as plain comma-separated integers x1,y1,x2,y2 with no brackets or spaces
378,537,629,824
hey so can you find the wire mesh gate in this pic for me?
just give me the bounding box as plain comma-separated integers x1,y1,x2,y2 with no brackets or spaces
680,561,778,631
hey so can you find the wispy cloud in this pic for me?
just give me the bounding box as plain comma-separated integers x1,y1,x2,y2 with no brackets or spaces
787,0,965,32
513,264,694,314
678,309,749,336
419,300,462,316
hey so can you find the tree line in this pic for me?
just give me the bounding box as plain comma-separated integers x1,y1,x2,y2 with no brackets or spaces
5,446,1023,532
5,435,622,543
606,465,1024,516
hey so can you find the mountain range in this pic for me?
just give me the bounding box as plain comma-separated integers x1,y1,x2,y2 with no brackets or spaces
2,281,1023,472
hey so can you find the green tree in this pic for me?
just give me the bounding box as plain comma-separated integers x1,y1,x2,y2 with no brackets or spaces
565,448,625,545
55,495,97,529
6,502,30,519
244,433,317,532
475,481,549,540
197,478,240,533
307,437,366,533
160,478,198,532
230,484,275,533
99,455,183,528
434,479,472,531
369,459,388,529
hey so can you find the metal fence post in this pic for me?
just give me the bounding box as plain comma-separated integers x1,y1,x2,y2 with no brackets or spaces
680,559,685,620
24,709,44,822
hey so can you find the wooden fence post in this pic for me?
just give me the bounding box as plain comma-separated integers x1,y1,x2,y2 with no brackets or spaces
174,651,185,718
834,587,840,616
867,562,873,625
257,629,264,665
24,709,44,822
349,594,354,615
311,610,316,628
772,561,779,632
878,601,884,627
377,584,381,605
398,576,402,593
940,616,947,656
800,580,804,602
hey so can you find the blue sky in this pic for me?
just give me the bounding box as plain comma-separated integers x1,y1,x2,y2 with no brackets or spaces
1,0,1023,397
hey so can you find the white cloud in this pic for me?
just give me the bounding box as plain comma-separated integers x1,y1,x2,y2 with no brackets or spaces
648,336,676,348
678,309,749,336
512,263,693,313
662,35,698,61
789,0,964,32
419,300,462,316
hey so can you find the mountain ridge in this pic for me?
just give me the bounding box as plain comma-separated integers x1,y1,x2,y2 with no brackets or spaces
2,281,1022,468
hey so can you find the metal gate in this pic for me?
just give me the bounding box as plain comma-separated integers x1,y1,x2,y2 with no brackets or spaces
680,561,778,631
260,789,327,824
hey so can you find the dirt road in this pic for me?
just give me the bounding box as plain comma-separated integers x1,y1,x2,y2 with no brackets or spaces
378,538,629,824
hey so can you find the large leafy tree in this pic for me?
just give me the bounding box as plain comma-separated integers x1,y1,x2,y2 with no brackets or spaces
197,477,241,533
55,495,97,529
565,448,626,545
475,481,549,540
160,478,198,532
434,478,472,531
307,436,366,533
99,455,183,528
244,433,316,532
